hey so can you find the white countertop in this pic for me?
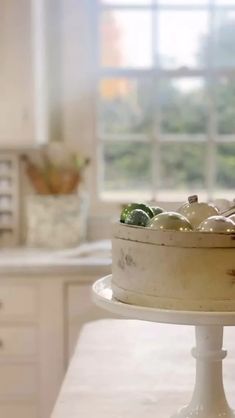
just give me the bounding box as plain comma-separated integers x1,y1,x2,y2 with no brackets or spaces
51,319,235,418
0,240,112,276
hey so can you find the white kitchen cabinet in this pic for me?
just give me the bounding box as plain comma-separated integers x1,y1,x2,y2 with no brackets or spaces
0,248,112,418
0,327,38,357
0,364,37,397
67,282,115,359
0,403,37,418
0,284,38,319
0,280,39,416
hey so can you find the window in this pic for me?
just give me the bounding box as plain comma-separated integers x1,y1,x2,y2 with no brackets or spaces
95,0,235,202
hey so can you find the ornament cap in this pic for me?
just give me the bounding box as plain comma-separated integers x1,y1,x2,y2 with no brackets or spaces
188,195,198,204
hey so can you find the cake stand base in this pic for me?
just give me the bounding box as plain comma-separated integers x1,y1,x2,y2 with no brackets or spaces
171,325,234,418
92,276,235,418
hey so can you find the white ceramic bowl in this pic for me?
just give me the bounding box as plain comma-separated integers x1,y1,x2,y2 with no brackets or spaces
112,222,235,311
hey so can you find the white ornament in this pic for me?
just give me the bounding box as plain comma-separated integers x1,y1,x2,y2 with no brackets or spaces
178,195,218,229
197,215,235,233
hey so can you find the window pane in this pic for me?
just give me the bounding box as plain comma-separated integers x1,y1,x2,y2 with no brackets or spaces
214,10,235,67
159,78,207,134
99,78,154,134
216,0,235,5
216,143,235,190
100,11,152,67
159,0,209,4
158,11,209,69
160,143,207,190
102,141,152,191
215,77,235,135
101,0,151,4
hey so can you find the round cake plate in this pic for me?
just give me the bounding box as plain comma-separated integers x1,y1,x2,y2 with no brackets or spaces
92,275,235,418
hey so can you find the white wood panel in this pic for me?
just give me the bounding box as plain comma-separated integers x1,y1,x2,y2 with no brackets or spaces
0,0,35,146
67,283,116,358
0,285,37,319
0,326,38,357
0,403,37,418
68,277,108,321
0,255,114,418
0,364,36,396
39,279,65,418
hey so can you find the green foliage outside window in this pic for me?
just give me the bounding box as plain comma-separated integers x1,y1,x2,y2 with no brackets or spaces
100,16,235,193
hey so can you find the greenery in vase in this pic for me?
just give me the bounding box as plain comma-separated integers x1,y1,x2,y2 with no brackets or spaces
23,143,90,195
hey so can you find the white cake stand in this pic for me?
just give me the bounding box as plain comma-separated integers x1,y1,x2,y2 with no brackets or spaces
92,275,235,418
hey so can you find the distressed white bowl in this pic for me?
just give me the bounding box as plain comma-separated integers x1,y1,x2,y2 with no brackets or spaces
112,222,235,312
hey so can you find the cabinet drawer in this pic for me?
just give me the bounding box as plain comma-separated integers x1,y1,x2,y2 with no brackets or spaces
0,327,37,357
0,403,37,418
0,286,37,319
0,364,36,396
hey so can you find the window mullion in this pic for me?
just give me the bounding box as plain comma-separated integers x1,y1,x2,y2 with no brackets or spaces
151,0,161,202
93,0,104,199
206,0,217,201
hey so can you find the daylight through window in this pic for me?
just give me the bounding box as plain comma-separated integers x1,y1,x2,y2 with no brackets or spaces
96,0,235,202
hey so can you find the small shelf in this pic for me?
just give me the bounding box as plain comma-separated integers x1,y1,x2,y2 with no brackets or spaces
0,189,12,195
0,153,20,246
0,175,13,180
0,193,13,198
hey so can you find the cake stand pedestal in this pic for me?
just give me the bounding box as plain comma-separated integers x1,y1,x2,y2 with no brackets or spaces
92,275,235,418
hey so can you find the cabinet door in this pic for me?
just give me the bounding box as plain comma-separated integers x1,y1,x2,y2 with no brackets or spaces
0,403,37,418
0,326,37,357
0,285,37,320
67,283,115,359
0,364,37,397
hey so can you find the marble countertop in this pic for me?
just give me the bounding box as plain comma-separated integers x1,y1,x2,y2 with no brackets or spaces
51,319,235,418
0,240,112,276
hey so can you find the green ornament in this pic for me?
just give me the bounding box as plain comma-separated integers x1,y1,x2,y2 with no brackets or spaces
151,206,165,216
120,203,154,223
125,209,151,227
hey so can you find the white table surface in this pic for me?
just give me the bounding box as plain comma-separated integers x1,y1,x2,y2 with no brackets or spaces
50,319,235,418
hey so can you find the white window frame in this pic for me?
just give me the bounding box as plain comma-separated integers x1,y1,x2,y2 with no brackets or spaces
93,0,235,205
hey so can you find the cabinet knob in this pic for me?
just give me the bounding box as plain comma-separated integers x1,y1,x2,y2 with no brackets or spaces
0,340,4,348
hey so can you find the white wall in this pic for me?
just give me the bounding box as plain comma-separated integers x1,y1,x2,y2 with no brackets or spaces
0,0,36,147
0,0,120,241
60,0,121,223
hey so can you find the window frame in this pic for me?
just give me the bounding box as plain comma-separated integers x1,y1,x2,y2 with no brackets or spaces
94,0,235,204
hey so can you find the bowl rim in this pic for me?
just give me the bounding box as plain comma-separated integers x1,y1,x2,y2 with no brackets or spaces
112,222,235,248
